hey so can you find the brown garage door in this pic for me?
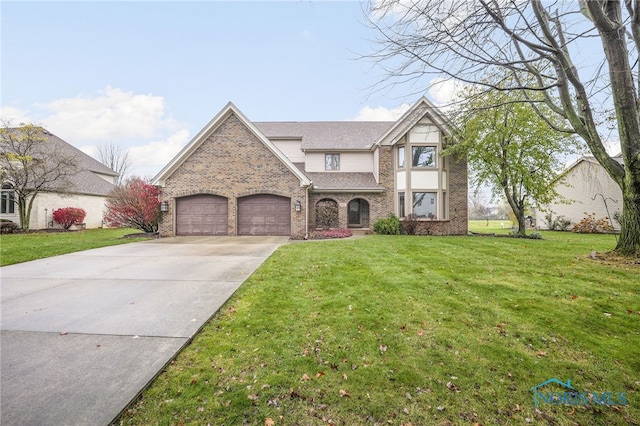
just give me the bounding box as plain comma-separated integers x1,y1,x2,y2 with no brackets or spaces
176,194,228,235
237,194,291,236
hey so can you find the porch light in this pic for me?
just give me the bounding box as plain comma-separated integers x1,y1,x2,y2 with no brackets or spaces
160,201,169,212
294,200,302,212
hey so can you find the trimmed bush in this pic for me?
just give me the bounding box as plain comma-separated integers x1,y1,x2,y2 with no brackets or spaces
52,207,87,230
1,219,19,234
373,214,401,235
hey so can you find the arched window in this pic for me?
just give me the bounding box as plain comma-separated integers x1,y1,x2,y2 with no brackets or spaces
315,199,338,230
1,184,15,214
347,198,369,228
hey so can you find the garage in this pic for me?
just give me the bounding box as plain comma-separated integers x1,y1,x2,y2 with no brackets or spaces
237,194,291,236
176,194,228,235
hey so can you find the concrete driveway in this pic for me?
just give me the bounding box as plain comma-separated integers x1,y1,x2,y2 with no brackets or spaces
0,236,288,426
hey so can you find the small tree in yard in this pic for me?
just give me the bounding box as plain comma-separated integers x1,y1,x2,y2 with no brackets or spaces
445,78,580,236
104,178,160,233
52,207,86,230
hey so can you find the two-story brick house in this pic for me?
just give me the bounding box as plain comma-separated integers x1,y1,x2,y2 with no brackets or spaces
153,97,467,238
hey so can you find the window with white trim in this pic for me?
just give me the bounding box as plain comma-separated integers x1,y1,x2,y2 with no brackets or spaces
411,146,436,168
325,153,340,171
412,192,437,219
1,184,15,214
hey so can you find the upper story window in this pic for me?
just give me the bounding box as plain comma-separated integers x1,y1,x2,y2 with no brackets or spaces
325,153,340,171
412,146,436,168
1,184,15,214
398,146,405,168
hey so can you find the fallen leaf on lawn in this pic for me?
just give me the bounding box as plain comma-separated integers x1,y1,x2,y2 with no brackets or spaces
339,389,350,397
627,309,634,314
446,381,460,392
437,405,446,411
290,388,304,399
604,312,612,317
191,378,197,384
265,418,275,426
496,323,506,328
342,373,348,380
571,295,578,299
197,406,205,412
316,371,326,378
536,351,547,357
418,330,424,336
380,344,388,353
301,373,310,381
403,407,410,414
248,394,259,401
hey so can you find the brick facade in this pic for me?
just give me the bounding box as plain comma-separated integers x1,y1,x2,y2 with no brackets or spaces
158,112,308,238
309,148,468,236
156,101,468,238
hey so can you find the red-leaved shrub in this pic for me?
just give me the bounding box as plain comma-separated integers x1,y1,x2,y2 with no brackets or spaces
104,178,160,233
53,207,87,230
310,228,353,239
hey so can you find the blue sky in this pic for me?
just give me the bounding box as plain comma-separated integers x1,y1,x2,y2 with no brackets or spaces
2,1,448,178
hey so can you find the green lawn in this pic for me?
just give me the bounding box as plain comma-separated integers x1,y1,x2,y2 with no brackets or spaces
0,228,151,266
117,232,639,426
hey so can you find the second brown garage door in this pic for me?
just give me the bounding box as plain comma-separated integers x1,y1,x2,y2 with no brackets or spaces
176,194,228,235
237,194,291,236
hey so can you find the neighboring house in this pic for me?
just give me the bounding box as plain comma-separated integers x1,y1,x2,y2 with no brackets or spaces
535,156,623,230
0,128,118,229
153,98,468,238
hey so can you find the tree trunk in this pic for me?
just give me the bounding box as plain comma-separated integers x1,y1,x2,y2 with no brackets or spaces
615,185,640,256
515,211,526,236
18,196,29,230
503,188,527,237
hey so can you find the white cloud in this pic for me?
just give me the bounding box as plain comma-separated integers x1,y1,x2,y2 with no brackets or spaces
428,77,466,107
2,87,190,178
128,129,191,179
39,86,180,142
0,106,33,124
351,103,410,121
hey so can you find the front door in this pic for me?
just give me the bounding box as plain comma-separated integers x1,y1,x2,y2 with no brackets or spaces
347,198,369,228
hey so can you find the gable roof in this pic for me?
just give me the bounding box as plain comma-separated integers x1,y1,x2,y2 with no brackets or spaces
152,102,311,187
254,121,394,151
2,128,117,196
374,97,455,147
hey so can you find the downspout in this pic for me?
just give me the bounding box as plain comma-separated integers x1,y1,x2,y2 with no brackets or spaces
305,184,311,239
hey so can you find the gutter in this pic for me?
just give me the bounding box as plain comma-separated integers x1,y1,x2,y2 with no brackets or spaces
311,187,385,193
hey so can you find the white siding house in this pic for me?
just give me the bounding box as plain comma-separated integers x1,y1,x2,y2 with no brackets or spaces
536,157,623,230
1,128,118,230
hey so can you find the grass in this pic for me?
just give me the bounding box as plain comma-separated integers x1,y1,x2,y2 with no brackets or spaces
0,228,151,266
116,232,639,426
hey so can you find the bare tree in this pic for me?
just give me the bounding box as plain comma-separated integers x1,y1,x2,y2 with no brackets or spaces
469,191,493,225
0,122,80,230
367,0,640,256
97,142,130,185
